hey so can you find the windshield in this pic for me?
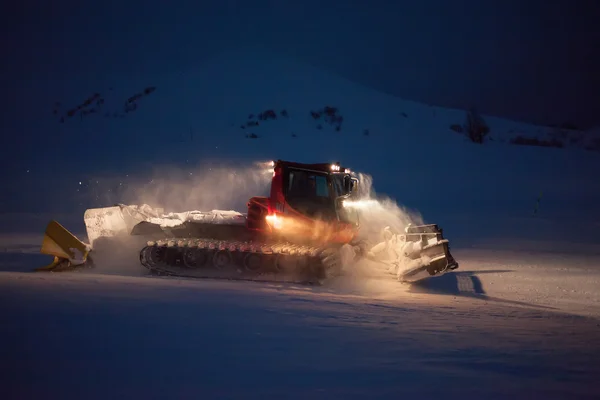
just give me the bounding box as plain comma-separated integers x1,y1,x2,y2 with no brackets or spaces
330,174,359,225
284,168,336,220
283,168,358,225
287,169,330,198
330,174,346,197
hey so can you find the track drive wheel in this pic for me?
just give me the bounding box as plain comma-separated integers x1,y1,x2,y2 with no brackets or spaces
243,253,262,272
183,248,208,268
212,250,232,270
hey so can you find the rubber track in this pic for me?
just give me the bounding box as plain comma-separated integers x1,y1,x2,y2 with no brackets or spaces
139,237,341,285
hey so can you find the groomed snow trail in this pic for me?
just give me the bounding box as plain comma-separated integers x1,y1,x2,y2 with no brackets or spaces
1,245,599,399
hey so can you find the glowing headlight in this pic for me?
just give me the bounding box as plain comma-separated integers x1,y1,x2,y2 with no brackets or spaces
330,164,340,171
265,214,283,229
342,199,378,209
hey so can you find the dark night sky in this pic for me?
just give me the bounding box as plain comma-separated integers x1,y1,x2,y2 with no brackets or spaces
2,0,599,130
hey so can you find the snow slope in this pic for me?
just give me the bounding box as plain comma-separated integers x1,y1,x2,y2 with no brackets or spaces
3,47,600,246
2,48,600,398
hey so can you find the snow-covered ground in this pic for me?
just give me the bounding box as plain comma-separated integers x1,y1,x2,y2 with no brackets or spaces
1,243,600,399
2,48,600,399
2,220,600,398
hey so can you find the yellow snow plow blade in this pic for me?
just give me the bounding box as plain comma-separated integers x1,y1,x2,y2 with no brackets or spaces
37,220,90,272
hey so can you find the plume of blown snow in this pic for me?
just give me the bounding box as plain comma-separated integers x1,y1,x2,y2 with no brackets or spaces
74,160,274,277
327,171,426,296
121,160,273,212
353,172,424,238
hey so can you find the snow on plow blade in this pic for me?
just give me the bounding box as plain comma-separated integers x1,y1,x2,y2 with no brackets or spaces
37,220,91,272
83,205,148,247
399,223,459,281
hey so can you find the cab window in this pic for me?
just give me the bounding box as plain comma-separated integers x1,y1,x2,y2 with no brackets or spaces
331,175,345,197
288,170,330,198
314,175,329,197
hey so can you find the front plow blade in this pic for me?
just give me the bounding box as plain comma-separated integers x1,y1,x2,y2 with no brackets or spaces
37,220,91,272
399,223,459,281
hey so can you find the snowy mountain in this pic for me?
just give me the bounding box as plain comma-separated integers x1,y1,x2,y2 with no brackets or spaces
4,48,599,251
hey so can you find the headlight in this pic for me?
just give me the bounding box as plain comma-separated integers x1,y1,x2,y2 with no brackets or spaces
265,214,283,229
342,199,378,209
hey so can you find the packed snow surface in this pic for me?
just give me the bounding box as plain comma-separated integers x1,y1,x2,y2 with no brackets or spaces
1,240,599,399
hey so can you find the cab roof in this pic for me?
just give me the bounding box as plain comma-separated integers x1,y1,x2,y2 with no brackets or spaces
275,159,350,174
